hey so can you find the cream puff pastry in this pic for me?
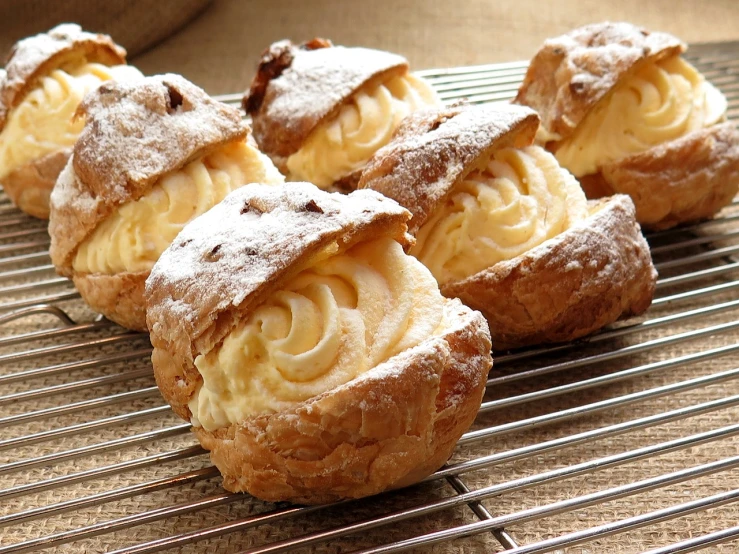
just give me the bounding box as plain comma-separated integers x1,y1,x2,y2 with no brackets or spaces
359,104,657,350
49,74,284,331
515,21,739,230
0,24,143,218
145,183,492,504
243,38,441,191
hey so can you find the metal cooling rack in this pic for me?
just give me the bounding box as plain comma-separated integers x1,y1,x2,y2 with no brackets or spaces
2,41,739,553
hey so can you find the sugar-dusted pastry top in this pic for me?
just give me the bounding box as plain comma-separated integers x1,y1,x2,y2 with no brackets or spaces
286,73,440,188
412,145,588,284
514,21,685,141
191,235,446,430
73,140,284,274
244,38,412,163
359,103,540,234
553,55,727,176
145,183,414,369
0,63,143,180
0,23,127,132
49,74,248,273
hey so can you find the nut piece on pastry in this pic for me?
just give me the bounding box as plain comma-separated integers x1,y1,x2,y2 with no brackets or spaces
0,23,144,219
145,183,492,504
359,103,658,350
48,74,284,331
243,38,442,191
515,21,739,230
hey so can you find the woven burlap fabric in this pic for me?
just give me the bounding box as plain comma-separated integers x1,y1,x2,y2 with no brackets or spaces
0,0,212,60
2,2,739,551
1,215,739,553
132,0,739,95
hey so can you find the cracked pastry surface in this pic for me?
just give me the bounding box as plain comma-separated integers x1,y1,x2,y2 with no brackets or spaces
244,38,441,191
359,103,657,349
285,73,439,189
190,236,445,430
0,63,142,181
515,21,739,230
0,24,142,218
412,145,588,285
73,140,282,274
553,56,726,177
145,183,492,504
49,74,283,331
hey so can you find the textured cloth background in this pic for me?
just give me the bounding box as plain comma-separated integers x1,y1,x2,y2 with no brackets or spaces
2,1,739,552
0,0,212,59
132,0,739,95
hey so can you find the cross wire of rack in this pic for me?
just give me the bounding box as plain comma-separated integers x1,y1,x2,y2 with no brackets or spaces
2,41,739,554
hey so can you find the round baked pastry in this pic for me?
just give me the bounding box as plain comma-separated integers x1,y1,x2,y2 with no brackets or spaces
515,21,739,230
49,74,284,331
243,38,442,191
359,103,658,350
145,183,492,504
0,24,143,219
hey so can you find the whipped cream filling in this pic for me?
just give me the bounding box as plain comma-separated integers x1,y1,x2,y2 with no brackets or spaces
554,55,727,176
411,145,589,284
0,62,143,179
73,141,284,274
189,237,446,431
286,73,441,189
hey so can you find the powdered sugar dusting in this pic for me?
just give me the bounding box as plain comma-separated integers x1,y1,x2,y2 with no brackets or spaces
359,103,540,233
0,23,127,131
442,194,657,348
49,74,247,269
249,42,408,158
515,21,685,139
145,183,412,354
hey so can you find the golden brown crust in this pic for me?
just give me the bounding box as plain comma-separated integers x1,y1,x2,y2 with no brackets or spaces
358,103,540,234
147,183,493,504
514,21,684,141
243,38,409,161
48,74,248,272
146,183,414,395
193,300,490,504
0,23,127,132
1,148,70,219
72,271,148,332
579,123,739,230
442,195,657,350
47,74,249,331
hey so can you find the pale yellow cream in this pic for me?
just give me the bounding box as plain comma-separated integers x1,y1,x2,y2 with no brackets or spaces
286,74,441,189
411,145,589,285
0,63,143,179
73,141,284,274
189,237,446,431
555,56,727,177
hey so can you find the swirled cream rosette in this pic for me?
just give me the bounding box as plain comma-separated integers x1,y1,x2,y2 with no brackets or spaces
516,21,739,230
0,24,143,218
359,103,658,350
244,38,441,191
48,74,284,331
145,183,492,504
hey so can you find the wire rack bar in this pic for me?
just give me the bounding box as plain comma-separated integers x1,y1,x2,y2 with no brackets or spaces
1,41,739,554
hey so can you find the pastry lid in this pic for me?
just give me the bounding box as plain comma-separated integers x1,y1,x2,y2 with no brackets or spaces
514,21,685,141
0,23,128,132
359,103,540,234
49,73,248,271
145,183,413,359
244,38,409,161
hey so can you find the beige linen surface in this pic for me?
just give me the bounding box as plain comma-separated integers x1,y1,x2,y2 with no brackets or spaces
0,0,212,59
3,1,739,552
133,0,739,95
